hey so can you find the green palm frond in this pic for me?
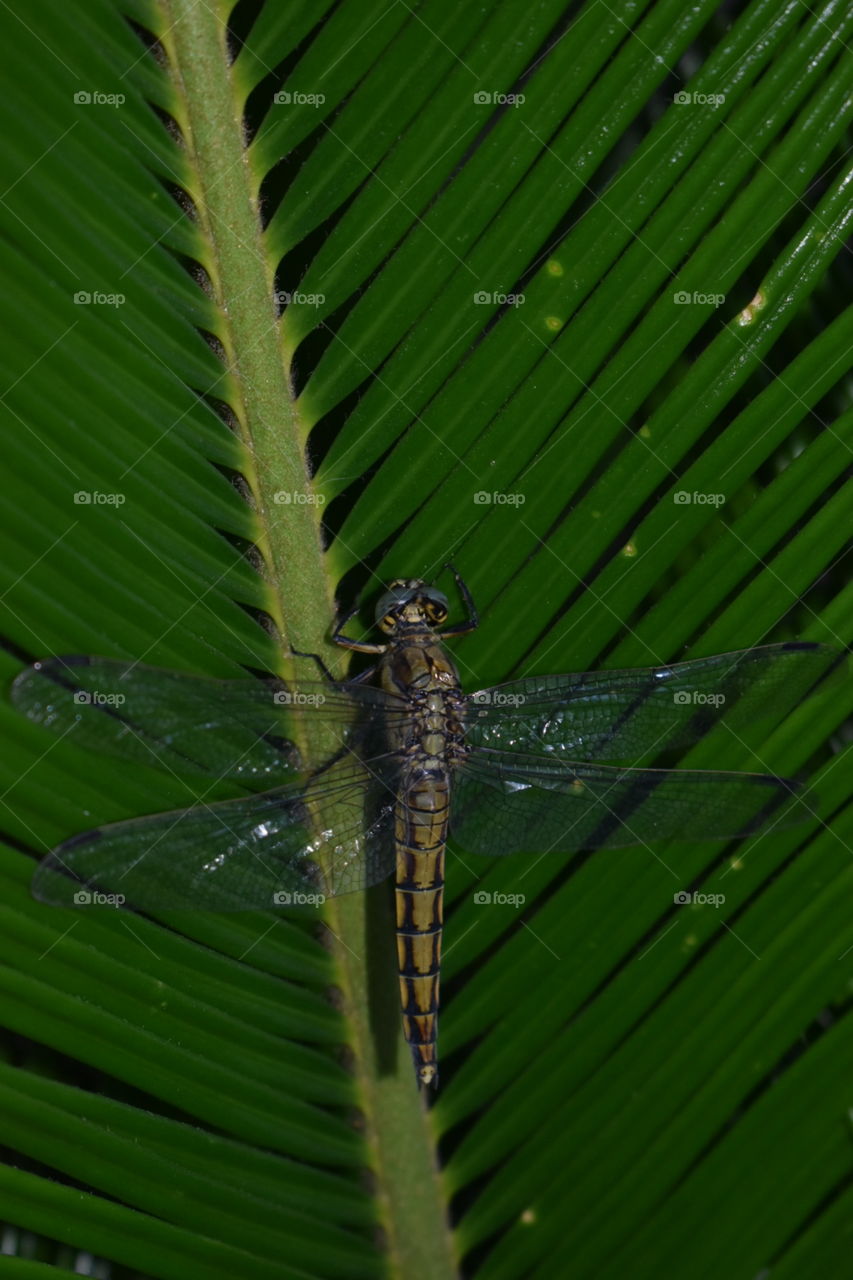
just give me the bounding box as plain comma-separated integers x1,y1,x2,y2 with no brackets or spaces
1,1,850,1277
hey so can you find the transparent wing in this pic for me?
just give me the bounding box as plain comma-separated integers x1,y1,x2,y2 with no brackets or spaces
32,758,398,910
451,749,810,853
464,643,838,763
11,656,409,782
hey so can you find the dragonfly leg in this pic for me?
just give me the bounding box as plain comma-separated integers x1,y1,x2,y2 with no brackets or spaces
345,663,381,684
332,599,388,654
289,645,336,682
289,644,378,684
334,637,388,654
440,563,479,637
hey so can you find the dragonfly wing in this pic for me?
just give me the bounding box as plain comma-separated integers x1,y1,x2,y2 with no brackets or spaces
11,657,309,783
11,657,401,783
451,749,809,853
32,759,397,909
465,642,838,763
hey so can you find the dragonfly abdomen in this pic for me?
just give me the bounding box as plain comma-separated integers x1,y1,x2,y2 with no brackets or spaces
394,767,450,1089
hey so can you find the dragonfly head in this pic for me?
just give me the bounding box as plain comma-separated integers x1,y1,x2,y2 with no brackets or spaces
375,579,449,634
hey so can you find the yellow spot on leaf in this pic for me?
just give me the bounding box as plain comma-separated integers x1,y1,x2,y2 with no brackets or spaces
736,290,767,326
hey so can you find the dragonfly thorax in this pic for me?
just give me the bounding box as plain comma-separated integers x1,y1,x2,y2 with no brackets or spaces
378,635,468,766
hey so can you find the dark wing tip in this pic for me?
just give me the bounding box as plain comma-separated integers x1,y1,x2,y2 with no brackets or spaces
57,826,105,854
32,655,99,674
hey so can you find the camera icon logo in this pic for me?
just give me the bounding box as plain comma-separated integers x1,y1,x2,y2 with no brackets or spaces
673,890,691,904
473,890,491,905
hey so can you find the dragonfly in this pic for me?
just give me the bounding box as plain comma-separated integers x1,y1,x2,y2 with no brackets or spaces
11,570,836,1088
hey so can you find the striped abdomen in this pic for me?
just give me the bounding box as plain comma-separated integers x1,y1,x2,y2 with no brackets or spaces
395,767,450,1088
